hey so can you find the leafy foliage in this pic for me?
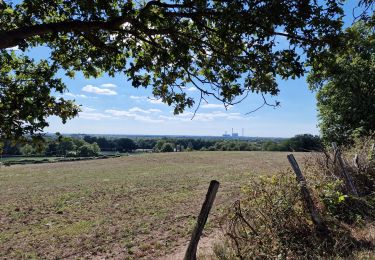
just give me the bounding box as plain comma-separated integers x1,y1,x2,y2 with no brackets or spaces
3,134,101,157
0,0,347,139
160,142,174,152
116,138,137,152
0,51,79,141
3,134,323,156
262,134,322,151
308,21,375,145
77,143,100,157
284,134,322,151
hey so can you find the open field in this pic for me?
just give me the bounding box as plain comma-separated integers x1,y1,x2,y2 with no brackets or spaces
0,151,307,259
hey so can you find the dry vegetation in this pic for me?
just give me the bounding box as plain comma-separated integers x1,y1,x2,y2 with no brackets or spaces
215,141,375,259
0,151,305,259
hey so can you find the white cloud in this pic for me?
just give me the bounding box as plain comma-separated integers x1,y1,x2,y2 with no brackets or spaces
201,103,225,109
100,83,117,88
187,87,198,92
81,106,96,112
159,110,242,122
128,107,162,114
105,109,164,123
130,95,145,100
82,85,117,96
79,112,112,120
147,98,164,105
65,93,88,99
193,111,241,121
128,107,150,113
129,96,166,105
104,109,132,117
149,108,162,113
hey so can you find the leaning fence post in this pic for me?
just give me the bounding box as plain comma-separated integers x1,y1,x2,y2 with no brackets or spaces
287,154,329,234
184,180,220,260
332,142,358,196
353,153,359,169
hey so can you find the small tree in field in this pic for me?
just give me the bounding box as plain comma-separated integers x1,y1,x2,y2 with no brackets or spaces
77,144,100,157
161,143,174,153
20,144,34,156
116,138,137,153
91,142,101,155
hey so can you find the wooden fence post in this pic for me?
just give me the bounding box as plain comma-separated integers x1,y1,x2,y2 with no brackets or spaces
287,154,329,234
184,180,220,260
353,153,359,169
332,142,358,196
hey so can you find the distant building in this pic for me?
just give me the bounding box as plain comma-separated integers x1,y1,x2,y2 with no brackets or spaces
223,130,230,137
231,128,239,137
223,129,239,137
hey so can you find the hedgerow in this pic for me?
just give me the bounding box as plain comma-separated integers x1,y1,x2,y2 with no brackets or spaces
216,138,375,259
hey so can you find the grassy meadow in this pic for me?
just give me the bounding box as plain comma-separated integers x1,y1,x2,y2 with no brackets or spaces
0,151,306,259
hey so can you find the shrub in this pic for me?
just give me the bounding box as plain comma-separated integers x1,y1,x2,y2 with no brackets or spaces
217,174,360,259
66,151,76,157
153,140,166,152
217,137,374,259
304,137,375,223
208,146,216,151
77,144,100,157
222,175,305,258
160,143,174,152
20,144,35,156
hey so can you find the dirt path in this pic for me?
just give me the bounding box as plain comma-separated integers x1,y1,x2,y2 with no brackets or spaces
158,230,222,260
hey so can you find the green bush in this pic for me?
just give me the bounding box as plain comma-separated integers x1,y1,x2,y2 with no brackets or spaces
160,143,174,152
66,151,76,157
77,144,100,157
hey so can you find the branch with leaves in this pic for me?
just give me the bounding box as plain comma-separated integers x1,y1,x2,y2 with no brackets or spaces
0,0,358,140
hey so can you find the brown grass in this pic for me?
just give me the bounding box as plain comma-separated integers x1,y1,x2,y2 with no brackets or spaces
0,151,306,259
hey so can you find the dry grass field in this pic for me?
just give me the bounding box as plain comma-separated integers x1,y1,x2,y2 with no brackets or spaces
0,151,307,259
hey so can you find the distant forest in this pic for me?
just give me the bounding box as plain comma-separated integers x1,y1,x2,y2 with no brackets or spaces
1,134,322,157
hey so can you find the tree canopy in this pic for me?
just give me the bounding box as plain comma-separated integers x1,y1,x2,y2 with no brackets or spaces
0,0,351,140
308,21,375,144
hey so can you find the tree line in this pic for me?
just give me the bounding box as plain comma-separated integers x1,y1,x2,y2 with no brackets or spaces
1,133,100,157
1,134,322,156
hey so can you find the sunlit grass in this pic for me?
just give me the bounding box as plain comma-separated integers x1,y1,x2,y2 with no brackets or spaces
0,151,306,259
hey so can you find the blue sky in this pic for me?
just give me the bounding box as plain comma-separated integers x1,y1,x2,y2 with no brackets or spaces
46,73,317,137
12,1,362,137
